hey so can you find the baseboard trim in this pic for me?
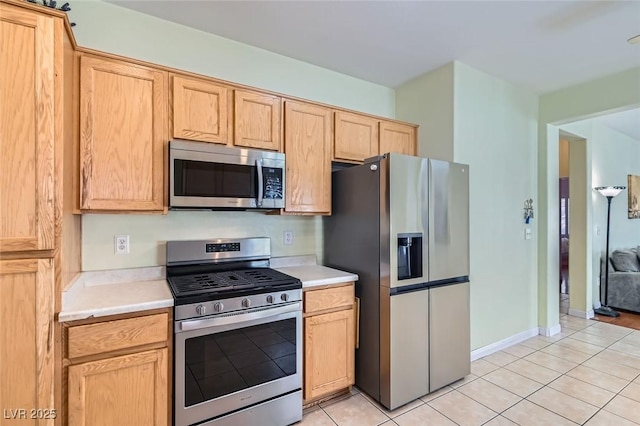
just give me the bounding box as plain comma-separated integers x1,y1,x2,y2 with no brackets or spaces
568,308,595,319
539,323,561,337
470,327,538,361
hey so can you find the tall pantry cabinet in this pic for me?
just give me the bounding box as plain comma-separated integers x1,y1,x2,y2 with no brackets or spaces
0,1,80,424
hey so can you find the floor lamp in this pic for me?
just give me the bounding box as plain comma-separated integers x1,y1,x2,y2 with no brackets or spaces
594,185,626,317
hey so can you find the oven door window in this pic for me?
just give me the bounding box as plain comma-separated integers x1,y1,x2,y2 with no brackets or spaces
184,318,297,407
174,159,257,199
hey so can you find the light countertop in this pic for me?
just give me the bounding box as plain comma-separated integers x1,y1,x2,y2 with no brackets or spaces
274,264,358,289
59,267,173,322
59,257,358,322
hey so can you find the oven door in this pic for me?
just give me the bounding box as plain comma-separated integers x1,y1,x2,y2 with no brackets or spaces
174,302,302,426
169,141,285,210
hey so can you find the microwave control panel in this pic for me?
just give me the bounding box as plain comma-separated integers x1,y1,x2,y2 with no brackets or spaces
263,167,284,200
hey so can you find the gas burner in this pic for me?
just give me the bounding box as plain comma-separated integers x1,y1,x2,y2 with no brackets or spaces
165,237,302,306
168,268,301,299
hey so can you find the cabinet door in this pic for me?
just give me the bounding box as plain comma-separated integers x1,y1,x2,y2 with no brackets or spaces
0,5,55,252
234,90,281,151
172,75,228,144
304,309,355,400
380,121,416,156
79,55,167,211
68,348,168,426
334,111,378,163
284,101,332,214
0,259,54,425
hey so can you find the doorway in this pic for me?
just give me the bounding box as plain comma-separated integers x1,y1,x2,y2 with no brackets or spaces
559,140,570,314
559,177,570,309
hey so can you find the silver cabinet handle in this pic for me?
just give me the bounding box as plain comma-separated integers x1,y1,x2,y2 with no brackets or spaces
256,158,264,207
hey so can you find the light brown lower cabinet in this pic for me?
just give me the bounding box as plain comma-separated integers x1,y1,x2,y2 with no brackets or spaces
67,349,168,426
64,310,171,426
0,258,54,425
303,283,356,402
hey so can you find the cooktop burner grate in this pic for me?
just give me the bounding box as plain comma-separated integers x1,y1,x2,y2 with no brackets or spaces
168,268,300,298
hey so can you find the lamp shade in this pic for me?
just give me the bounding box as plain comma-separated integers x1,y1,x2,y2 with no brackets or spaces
594,186,626,197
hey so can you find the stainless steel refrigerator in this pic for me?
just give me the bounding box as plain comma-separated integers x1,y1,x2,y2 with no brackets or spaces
324,153,470,410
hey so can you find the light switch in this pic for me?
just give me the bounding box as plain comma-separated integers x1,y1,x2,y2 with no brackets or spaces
525,228,532,240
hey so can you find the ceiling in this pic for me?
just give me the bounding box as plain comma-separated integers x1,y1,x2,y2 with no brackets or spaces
106,0,640,140
108,0,640,93
591,108,640,141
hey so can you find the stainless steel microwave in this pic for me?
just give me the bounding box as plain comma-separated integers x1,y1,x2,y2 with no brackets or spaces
169,140,285,210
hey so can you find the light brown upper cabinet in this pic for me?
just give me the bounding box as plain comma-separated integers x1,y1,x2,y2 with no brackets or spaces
172,75,229,144
380,121,417,156
334,111,379,163
79,54,167,212
0,4,55,252
284,101,332,214
234,90,281,151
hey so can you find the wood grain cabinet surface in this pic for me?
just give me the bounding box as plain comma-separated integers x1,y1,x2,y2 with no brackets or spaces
67,348,168,426
0,4,55,253
380,121,417,156
79,54,167,212
283,100,332,214
234,90,281,151
172,74,229,144
303,283,356,402
333,111,379,163
66,313,168,360
64,310,171,426
0,258,55,425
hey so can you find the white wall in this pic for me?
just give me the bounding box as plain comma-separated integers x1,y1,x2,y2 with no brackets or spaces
396,63,455,161
591,124,640,251
68,1,396,271
82,212,319,270
68,0,395,117
397,63,539,350
452,63,539,349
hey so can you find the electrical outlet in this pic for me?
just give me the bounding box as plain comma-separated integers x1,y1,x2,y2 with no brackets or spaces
525,228,532,240
114,235,130,254
283,231,293,245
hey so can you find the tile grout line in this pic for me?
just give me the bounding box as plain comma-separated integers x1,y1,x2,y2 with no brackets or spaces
306,320,640,425
468,319,637,425
518,319,639,425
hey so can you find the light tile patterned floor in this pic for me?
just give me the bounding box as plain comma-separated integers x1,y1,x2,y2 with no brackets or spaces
300,315,640,425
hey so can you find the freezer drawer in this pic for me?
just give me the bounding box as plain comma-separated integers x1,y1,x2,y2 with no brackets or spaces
429,282,470,392
387,289,429,410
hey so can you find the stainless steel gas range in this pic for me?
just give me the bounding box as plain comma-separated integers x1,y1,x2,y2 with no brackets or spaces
166,237,303,426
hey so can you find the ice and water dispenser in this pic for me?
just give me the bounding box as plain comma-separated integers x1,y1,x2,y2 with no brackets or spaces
397,233,423,280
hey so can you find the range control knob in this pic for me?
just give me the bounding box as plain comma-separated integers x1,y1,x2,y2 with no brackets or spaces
214,302,224,312
241,298,251,308
280,293,290,302
196,305,206,316
266,295,275,304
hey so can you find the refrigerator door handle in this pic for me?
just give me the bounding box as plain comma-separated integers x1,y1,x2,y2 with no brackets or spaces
420,159,430,281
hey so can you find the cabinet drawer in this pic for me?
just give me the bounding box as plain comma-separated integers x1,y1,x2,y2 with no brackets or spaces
304,284,354,314
67,313,168,359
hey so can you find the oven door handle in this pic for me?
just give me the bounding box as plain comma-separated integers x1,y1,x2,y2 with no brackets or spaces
178,302,301,332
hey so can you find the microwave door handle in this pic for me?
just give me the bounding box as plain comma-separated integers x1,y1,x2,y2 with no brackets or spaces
256,158,264,207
